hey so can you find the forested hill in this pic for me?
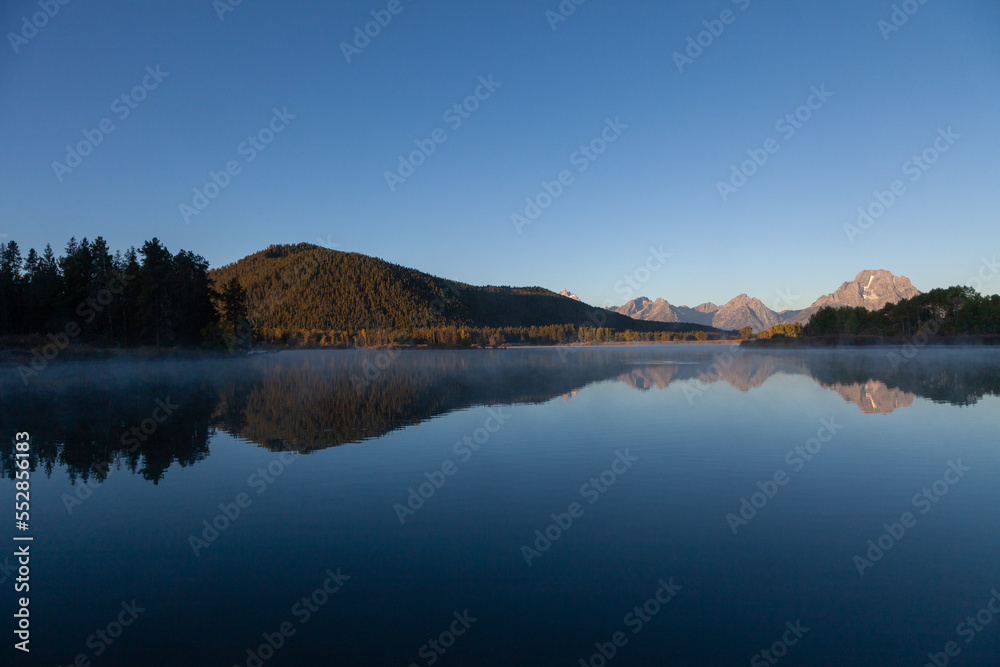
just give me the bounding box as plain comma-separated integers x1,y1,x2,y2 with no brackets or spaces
209,243,715,333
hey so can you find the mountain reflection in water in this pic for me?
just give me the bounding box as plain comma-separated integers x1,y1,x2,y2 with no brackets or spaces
2,346,998,483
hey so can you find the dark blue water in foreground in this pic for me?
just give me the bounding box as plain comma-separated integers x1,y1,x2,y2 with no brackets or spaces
2,346,999,666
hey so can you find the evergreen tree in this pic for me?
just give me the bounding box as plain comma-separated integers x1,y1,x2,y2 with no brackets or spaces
118,247,141,344
219,276,250,333
88,237,114,340
171,250,216,344
137,239,174,348
0,241,23,334
60,237,94,326
34,244,62,332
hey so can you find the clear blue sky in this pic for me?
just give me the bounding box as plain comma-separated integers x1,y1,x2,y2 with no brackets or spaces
2,0,998,309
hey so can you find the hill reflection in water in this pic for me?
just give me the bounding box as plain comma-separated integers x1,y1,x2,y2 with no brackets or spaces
2,346,998,483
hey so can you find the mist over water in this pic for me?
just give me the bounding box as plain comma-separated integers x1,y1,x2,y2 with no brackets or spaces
2,346,999,665
3,346,998,471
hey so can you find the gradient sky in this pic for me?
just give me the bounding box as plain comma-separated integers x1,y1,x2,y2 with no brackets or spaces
2,0,998,309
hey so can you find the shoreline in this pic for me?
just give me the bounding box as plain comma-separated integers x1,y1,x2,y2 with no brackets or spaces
0,338,739,365
741,334,1000,348
4,335,1000,369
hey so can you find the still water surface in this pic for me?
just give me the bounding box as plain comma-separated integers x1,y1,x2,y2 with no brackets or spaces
2,345,999,666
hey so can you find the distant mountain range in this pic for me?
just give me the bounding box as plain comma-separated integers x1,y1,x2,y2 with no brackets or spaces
209,244,718,334
210,246,919,336
609,270,920,332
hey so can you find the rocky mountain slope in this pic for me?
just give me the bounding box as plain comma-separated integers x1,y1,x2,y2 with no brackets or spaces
614,297,714,325
558,288,581,301
713,294,785,331
780,269,920,325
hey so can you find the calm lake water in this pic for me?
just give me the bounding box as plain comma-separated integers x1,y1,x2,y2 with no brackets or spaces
2,345,1000,666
